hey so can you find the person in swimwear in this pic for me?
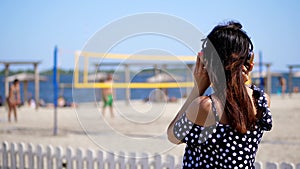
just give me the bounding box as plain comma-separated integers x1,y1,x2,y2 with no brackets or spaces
7,79,21,122
102,74,114,118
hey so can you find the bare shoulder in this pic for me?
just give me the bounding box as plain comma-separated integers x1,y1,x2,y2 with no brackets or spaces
186,96,214,126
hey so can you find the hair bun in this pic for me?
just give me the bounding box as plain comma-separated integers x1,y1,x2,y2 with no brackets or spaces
226,21,242,30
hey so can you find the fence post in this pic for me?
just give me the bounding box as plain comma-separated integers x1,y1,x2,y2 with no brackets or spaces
86,149,94,169
153,153,162,169
18,143,25,169
55,146,63,169
36,144,43,169
164,155,175,169
96,150,104,169
175,156,182,169
255,161,263,169
266,162,278,169
10,143,16,169
280,162,295,169
106,152,115,169
76,148,84,169
46,145,54,169
27,143,35,169
127,152,137,169
117,151,126,169
138,153,149,169
2,142,9,169
66,147,73,169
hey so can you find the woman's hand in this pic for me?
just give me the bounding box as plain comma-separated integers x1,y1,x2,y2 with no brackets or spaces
242,62,254,83
193,52,211,95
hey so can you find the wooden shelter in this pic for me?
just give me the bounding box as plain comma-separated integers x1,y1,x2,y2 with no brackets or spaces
0,61,41,109
6,72,47,104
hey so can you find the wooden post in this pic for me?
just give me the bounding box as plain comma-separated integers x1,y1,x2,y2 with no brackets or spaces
28,144,34,168
18,143,25,169
186,64,194,97
34,63,39,109
154,64,160,102
10,143,16,169
124,64,130,105
23,81,28,105
4,63,9,98
288,65,293,97
36,145,43,169
266,63,272,96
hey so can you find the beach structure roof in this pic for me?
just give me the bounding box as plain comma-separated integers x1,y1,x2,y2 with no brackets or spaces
0,61,41,109
251,71,282,78
6,72,47,82
87,72,107,82
147,73,184,82
293,71,300,77
87,72,119,82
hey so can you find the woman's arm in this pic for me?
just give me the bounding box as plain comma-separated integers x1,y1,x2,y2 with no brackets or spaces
17,86,21,104
167,53,210,144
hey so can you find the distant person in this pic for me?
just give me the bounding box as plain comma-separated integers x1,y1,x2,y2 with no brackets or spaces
102,74,114,118
38,98,46,107
57,96,67,107
28,97,36,109
278,76,286,97
7,79,21,122
167,21,272,168
0,95,3,106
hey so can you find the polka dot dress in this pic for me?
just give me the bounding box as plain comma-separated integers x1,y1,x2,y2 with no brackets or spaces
173,85,272,169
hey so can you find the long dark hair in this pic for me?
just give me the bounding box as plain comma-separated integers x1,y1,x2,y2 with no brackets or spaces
203,21,255,133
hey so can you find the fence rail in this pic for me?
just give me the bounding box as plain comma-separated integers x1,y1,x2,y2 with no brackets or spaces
0,142,299,169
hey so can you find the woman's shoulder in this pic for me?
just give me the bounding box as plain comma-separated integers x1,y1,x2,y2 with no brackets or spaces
185,95,216,127
250,84,271,107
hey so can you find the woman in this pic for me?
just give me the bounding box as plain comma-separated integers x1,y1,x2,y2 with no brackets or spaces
167,21,272,168
7,79,21,122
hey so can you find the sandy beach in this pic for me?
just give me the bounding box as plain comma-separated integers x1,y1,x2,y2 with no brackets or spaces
0,94,299,164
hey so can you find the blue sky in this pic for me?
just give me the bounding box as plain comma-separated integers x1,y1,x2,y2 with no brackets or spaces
0,1,299,72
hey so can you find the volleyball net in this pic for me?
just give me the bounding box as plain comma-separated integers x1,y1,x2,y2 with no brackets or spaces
73,51,196,89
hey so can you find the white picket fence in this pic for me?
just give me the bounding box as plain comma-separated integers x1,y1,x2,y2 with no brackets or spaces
0,142,299,169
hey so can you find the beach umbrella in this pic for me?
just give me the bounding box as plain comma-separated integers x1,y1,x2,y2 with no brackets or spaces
146,72,183,82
